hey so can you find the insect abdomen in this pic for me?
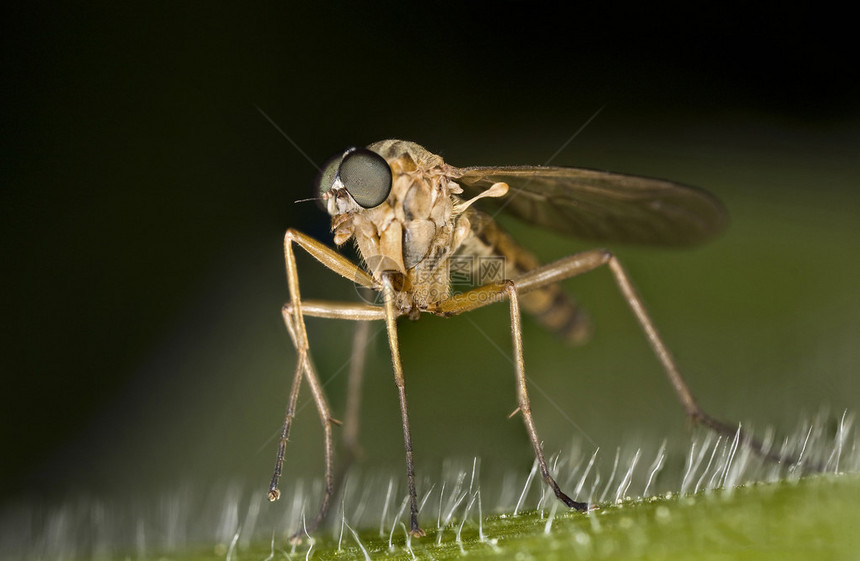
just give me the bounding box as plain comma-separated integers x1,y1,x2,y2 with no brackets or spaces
461,209,592,344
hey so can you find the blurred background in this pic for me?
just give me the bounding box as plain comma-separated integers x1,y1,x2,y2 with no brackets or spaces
2,0,858,541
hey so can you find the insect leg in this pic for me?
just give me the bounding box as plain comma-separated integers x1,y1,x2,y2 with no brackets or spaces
267,311,303,502
343,320,370,471
281,300,381,464
281,299,386,527
270,230,377,536
603,254,802,466
514,248,801,467
433,280,588,510
506,281,590,511
381,272,425,537
283,300,386,320
330,320,372,515
277,308,334,537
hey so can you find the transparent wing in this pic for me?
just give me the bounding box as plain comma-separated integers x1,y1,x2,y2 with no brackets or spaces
452,165,727,246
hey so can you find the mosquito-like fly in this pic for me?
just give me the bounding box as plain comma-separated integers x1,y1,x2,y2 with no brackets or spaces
268,139,794,537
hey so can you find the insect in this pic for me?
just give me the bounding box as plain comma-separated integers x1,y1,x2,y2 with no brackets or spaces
268,139,790,537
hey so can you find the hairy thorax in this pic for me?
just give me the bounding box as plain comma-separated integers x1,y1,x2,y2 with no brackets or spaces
331,140,474,316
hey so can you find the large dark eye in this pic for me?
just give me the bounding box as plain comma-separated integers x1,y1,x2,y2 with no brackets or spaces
314,153,341,211
338,148,392,208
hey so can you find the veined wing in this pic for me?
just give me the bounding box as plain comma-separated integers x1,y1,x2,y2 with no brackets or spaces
452,166,727,246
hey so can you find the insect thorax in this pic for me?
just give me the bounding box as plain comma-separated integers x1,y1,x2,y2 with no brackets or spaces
332,140,473,314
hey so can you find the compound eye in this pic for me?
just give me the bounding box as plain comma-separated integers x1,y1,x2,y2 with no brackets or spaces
338,148,392,208
314,153,341,210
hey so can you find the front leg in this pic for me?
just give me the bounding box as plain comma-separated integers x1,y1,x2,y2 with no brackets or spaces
269,229,377,537
275,309,334,538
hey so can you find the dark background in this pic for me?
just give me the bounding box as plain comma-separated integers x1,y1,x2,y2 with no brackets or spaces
2,2,858,512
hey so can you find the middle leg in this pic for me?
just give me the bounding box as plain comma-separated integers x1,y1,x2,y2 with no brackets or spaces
505,280,590,510
380,272,425,537
433,279,589,510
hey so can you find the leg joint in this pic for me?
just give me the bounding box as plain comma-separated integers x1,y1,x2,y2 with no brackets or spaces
284,227,300,242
